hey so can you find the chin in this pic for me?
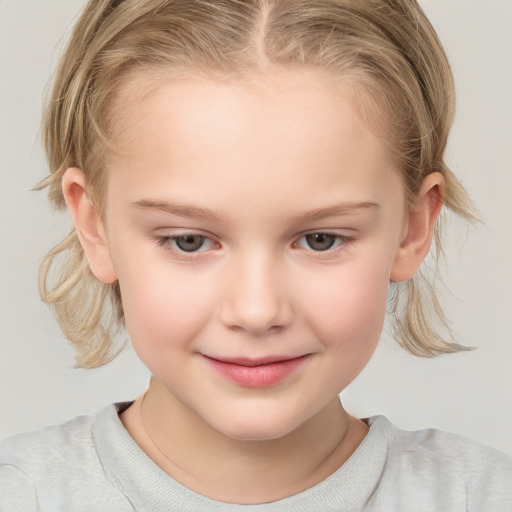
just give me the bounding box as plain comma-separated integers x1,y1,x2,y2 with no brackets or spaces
211,409,304,442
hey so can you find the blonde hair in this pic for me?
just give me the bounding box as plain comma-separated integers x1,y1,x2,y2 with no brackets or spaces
40,0,476,368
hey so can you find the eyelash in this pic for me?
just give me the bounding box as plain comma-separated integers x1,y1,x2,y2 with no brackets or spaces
154,234,218,260
153,232,354,260
294,233,353,253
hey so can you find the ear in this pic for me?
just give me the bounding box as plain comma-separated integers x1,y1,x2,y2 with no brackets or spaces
390,172,445,282
62,168,118,284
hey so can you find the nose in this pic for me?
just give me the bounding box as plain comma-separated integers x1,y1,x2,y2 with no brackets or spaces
219,252,293,336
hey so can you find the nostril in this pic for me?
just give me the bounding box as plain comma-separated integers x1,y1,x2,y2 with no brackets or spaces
228,318,285,336
221,302,293,336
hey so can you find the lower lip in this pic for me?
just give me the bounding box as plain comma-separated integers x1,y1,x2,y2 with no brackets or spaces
203,355,309,388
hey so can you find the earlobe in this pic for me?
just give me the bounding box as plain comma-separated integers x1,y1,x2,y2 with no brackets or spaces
390,172,445,282
62,168,118,284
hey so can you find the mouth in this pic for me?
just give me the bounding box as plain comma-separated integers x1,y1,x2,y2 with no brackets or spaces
202,354,310,388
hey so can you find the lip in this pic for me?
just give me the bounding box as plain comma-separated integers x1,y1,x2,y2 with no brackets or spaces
202,354,310,388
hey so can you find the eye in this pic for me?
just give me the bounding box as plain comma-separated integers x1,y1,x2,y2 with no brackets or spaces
295,232,350,252
156,234,217,253
304,233,336,251
174,234,208,252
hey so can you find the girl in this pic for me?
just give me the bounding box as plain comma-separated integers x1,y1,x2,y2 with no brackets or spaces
1,0,511,510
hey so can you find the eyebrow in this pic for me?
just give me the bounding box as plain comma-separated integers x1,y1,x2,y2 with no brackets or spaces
287,201,379,223
132,200,221,221
131,199,379,222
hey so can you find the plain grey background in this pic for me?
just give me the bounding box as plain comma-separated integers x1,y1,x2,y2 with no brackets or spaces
0,0,511,453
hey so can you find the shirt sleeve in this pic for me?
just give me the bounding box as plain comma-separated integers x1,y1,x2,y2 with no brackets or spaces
0,464,38,512
467,450,512,512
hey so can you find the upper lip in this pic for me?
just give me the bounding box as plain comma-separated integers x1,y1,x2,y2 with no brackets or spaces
202,354,309,367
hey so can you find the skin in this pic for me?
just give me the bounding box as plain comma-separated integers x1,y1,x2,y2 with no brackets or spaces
63,68,444,504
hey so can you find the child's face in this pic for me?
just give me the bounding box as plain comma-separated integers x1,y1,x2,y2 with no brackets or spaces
93,70,410,440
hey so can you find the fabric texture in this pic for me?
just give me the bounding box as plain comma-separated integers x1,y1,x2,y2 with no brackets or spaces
1,402,511,511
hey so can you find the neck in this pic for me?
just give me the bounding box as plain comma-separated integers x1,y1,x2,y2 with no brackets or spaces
121,378,368,504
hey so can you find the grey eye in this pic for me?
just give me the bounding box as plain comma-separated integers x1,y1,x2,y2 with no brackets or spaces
304,233,336,251
175,235,206,252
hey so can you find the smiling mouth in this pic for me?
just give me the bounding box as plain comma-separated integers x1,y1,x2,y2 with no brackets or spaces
202,354,310,388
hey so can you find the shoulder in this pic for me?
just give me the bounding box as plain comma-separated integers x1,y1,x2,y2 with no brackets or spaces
381,416,512,474
0,404,132,511
0,413,97,511
368,416,512,510
0,411,97,471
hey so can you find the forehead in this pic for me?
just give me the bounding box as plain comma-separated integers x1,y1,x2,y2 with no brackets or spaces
104,68,401,216
110,66,391,151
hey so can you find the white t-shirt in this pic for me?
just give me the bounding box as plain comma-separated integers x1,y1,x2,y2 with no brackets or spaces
1,402,511,511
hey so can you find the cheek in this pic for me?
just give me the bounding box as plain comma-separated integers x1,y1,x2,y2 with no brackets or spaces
116,257,216,354
299,258,391,352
